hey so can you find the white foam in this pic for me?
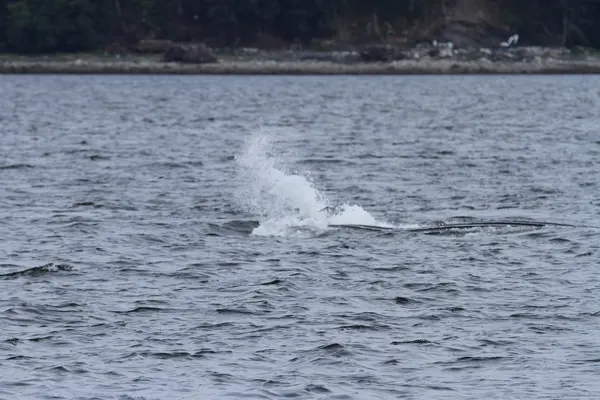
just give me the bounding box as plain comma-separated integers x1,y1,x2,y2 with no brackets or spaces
327,204,389,227
233,130,392,237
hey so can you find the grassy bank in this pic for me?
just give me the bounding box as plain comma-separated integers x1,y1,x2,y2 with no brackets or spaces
2,54,600,75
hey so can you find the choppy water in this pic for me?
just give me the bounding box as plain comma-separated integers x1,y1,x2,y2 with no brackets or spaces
1,74,600,400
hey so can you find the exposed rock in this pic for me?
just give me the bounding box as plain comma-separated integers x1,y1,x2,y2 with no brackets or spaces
421,19,510,50
219,43,582,66
360,44,407,62
428,46,454,58
134,39,174,53
162,43,218,64
3,52,600,75
490,50,517,62
239,47,260,55
298,51,360,63
253,33,289,50
427,48,439,58
104,42,128,55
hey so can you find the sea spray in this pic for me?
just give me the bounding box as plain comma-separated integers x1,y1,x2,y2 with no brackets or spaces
234,130,330,218
233,130,391,236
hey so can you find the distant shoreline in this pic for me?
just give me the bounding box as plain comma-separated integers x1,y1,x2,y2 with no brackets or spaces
2,53,600,75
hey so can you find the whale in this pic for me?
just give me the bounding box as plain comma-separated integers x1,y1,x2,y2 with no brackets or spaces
214,218,591,237
329,220,578,234
319,206,580,234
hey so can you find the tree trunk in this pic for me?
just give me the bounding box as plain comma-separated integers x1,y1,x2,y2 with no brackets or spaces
561,0,569,47
372,10,380,37
114,0,127,36
441,0,448,21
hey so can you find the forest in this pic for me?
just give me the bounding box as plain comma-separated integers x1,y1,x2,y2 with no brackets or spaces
1,0,600,54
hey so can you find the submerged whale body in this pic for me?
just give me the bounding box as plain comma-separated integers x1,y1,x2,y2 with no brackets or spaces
330,220,577,234
221,218,579,236
220,206,585,236
318,206,577,234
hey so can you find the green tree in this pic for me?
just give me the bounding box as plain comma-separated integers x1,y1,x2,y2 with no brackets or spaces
5,0,96,53
2,0,600,53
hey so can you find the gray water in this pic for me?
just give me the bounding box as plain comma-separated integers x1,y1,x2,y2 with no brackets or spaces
1,75,600,400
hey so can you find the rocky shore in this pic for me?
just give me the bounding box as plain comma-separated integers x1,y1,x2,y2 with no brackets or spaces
2,44,600,75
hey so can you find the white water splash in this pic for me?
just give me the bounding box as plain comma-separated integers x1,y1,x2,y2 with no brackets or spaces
233,130,392,236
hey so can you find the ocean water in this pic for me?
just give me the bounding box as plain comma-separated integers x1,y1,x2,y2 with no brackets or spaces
1,74,600,400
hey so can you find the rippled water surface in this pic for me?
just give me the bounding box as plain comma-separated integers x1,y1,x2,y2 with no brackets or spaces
2,74,600,399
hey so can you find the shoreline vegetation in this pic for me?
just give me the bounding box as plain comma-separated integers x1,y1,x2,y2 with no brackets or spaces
2,47,600,75
3,1,600,75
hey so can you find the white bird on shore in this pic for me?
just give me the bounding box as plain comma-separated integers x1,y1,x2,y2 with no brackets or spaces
501,33,519,47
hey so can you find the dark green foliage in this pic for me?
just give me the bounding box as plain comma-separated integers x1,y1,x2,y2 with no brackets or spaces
0,0,599,53
3,0,97,53
0,1,6,50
